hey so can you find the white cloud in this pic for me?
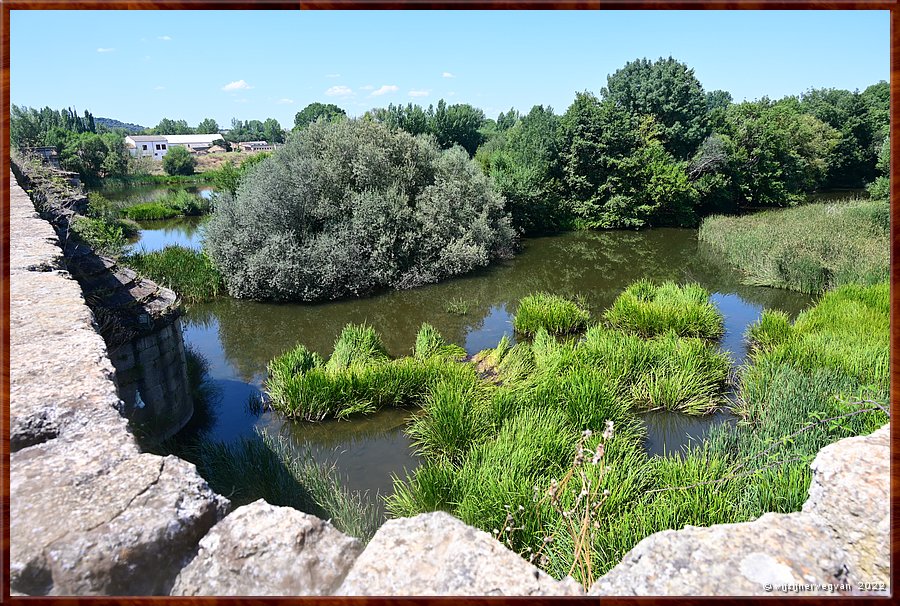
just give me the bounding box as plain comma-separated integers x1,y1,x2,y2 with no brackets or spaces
276,98,295,104
447,91,457,96
408,90,430,98
96,47,115,53
359,84,375,91
442,72,455,78
154,86,165,91
222,79,253,91
370,84,399,97
234,98,249,104
326,85,354,97
158,35,172,41
326,73,341,78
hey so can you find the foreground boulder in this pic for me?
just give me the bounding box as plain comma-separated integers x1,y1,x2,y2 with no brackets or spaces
10,448,229,595
171,500,362,596
591,423,890,596
337,511,584,596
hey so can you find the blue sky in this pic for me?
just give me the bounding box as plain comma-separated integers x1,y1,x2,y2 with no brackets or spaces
10,10,889,130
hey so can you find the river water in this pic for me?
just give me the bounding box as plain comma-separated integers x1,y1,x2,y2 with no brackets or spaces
125,197,813,510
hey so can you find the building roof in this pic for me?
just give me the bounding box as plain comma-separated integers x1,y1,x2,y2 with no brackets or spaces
163,134,223,144
126,135,167,142
238,140,270,146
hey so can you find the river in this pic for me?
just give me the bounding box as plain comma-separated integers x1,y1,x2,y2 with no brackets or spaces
119,187,813,515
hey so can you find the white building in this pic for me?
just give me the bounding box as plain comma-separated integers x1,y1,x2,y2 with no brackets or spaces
125,133,223,159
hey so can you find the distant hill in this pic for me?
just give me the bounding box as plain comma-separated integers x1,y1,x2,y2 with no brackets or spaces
96,117,147,133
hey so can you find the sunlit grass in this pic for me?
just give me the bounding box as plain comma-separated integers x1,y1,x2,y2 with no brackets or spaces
514,292,590,336
604,280,724,339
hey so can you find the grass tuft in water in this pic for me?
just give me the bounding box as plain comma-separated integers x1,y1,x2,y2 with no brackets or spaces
513,292,590,336
414,323,466,361
326,323,389,372
123,245,225,303
604,280,724,339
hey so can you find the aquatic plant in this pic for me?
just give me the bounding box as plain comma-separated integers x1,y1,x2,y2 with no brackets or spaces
513,292,591,336
326,323,390,372
604,280,724,339
123,245,225,304
413,323,466,361
70,215,128,257
698,198,889,293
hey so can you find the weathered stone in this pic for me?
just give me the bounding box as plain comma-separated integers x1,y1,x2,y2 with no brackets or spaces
43,455,230,595
171,500,362,596
11,441,229,595
589,512,849,596
802,423,890,585
337,511,584,596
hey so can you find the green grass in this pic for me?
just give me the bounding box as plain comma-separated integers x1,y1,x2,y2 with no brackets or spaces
604,280,724,339
698,198,889,293
387,280,888,587
71,215,128,257
746,283,889,390
445,298,472,315
123,245,225,303
266,324,477,421
326,323,390,372
121,190,210,221
514,292,591,336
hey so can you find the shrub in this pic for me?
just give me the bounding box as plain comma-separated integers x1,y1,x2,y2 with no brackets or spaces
123,245,225,303
204,119,516,301
513,293,590,336
162,145,197,176
604,280,724,339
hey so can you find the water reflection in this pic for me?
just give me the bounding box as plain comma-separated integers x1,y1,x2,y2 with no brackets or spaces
129,215,205,253
164,225,816,502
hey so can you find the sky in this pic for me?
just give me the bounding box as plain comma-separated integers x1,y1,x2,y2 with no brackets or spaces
10,10,889,130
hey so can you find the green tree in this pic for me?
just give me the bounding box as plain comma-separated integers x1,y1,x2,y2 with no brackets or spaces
262,118,285,144
293,103,347,130
724,99,838,207
603,57,709,159
478,105,567,234
149,118,193,135
213,160,241,198
61,132,108,185
162,145,197,176
196,118,220,134
430,100,486,155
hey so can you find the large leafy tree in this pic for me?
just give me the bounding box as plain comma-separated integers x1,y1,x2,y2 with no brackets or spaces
478,105,567,234
603,57,709,159
293,102,347,130
162,145,197,176
430,100,486,155
723,99,838,207
799,88,879,188
196,118,220,134
149,118,193,135
367,103,430,136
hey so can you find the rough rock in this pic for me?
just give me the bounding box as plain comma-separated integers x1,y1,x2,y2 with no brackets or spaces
589,512,849,596
337,511,584,596
803,423,890,584
11,448,229,595
590,423,890,596
171,500,362,596
9,179,127,450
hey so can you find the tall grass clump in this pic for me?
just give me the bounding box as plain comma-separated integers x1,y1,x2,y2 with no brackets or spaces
414,323,466,361
513,292,590,336
604,280,724,339
70,215,128,257
123,245,225,303
746,282,888,390
265,323,476,421
698,198,889,293
121,190,210,221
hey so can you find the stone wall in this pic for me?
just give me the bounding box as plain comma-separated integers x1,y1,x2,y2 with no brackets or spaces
8,169,891,597
9,173,229,595
11,159,192,440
